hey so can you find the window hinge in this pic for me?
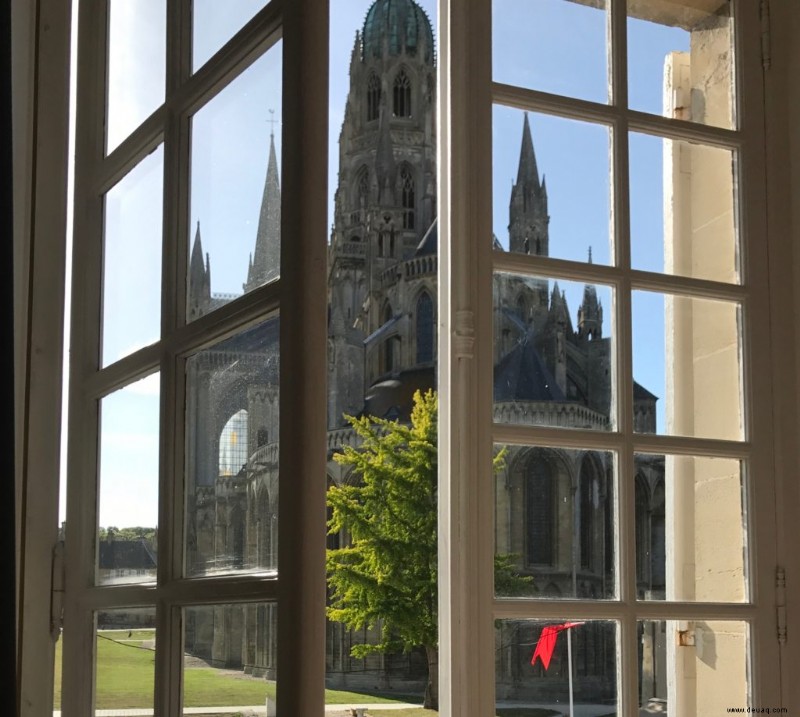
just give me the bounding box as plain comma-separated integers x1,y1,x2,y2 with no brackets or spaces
760,0,772,71
50,540,65,641
776,566,787,644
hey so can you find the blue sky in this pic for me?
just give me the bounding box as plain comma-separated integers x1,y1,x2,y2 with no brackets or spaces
87,0,706,528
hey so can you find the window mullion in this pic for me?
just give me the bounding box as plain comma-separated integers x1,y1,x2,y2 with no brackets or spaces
275,1,329,715
439,0,496,715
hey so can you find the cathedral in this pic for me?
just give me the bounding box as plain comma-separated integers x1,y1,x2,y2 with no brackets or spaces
184,0,666,702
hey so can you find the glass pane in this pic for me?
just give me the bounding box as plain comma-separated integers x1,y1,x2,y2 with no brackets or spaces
493,0,608,104
193,0,269,72
635,454,745,602
495,446,616,600
184,604,277,714
189,43,283,322
494,273,615,431
97,374,160,585
632,290,743,440
628,0,734,129
326,1,437,703
102,146,163,366
496,619,618,712
630,132,738,283
185,318,279,577
107,0,166,152
493,106,612,266
638,620,748,714
95,609,157,711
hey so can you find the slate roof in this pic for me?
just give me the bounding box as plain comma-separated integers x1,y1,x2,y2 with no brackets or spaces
633,380,658,401
494,338,566,402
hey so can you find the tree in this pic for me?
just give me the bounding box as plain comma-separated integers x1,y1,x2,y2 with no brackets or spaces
326,389,531,710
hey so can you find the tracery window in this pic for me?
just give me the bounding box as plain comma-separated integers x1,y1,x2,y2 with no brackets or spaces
367,72,381,121
416,291,434,363
393,68,411,118
525,458,554,566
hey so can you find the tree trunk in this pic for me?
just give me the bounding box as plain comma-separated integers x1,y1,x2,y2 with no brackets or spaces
423,645,438,710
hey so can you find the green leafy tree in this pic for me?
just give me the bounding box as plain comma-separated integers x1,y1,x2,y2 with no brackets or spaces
326,389,531,710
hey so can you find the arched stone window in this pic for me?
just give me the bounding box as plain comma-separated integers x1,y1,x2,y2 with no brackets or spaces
367,72,381,121
416,291,434,363
219,409,248,476
525,457,555,566
579,458,598,571
400,166,415,229
393,68,411,118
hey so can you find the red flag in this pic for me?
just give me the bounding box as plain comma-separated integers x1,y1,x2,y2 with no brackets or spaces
531,622,584,671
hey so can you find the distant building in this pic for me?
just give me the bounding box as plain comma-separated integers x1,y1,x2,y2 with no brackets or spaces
184,0,666,701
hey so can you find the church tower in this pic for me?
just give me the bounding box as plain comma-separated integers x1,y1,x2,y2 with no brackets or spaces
509,112,550,259
327,0,436,426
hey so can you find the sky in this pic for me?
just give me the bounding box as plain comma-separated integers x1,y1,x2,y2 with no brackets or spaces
64,0,735,531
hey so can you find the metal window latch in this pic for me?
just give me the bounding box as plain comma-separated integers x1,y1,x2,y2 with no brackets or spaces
776,566,787,644
50,540,65,641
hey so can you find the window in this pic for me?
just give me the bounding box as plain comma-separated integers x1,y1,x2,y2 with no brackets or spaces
393,68,411,117
367,72,381,121
13,0,800,715
415,291,434,363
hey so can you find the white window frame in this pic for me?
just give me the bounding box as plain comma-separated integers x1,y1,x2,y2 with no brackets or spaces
17,0,329,714
13,0,800,715
437,0,790,714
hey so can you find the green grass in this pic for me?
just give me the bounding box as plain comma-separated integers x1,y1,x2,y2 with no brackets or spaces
54,630,417,709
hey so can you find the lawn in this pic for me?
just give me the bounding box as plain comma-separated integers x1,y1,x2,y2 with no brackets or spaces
54,630,415,710
54,631,564,715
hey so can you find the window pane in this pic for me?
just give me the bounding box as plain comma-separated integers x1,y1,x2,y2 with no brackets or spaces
495,446,616,600
494,274,615,432
184,604,277,714
628,0,734,129
496,619,618,711
638,620,748,713
95,609,157,711
106,0,166,152
192,0,269,72
97,374,160,585
493,0,608,104
493,106,612,266
635,454,746,602
326,1,437,703
188,43,282,322
630,132,738,283
102,146,163,366
632,291,743,440
185,318,279,577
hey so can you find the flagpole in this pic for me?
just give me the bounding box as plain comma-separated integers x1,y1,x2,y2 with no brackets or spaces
567,626,574,717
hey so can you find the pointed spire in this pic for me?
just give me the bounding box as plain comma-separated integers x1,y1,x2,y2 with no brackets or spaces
588,246,593,264
189,222,211,317
246,130,281,291
516,113,541,191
